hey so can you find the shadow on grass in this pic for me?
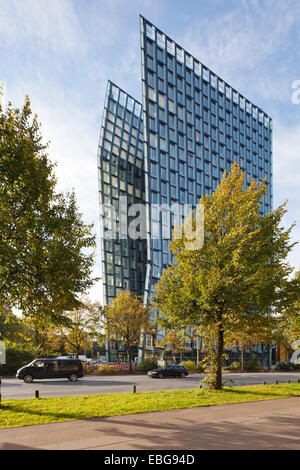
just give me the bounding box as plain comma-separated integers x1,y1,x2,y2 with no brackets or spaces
1,386,299,427
0,402,87,421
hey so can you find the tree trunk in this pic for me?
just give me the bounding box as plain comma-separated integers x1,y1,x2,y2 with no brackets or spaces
215,326,224,390
267,344,271,371
127,344,132,372
152,335,156,360
162,348,165,367
196,336,200,365
241,346,245,373
141,330,146,362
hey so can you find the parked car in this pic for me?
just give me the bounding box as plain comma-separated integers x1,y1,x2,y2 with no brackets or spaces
97,356,107,363
16,358,84,383
148,365,188,378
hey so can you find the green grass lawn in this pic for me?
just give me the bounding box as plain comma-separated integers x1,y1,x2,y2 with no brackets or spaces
0,383,299,429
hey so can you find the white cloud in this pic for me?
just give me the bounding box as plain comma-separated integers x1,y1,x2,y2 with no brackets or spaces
0,0,87,56
178,1,300,103
272,119,300,272
6,76,105,303
176,0,300,271
34,96,104,303
273,121,300,191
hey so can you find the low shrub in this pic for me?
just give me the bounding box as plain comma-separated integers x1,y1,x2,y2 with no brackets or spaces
137,359,158,372
179,360,205,372
274,362,293,372
83,365,126,375
227,361,241,371
245,355,261,372
97,366,125,375
274,362,300,372
0,346,36,376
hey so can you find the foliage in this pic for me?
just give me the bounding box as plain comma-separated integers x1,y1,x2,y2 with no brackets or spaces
278,270,300,347
179,360,204,372
274,362,300,372
226,314,279,372
0,306,29,347
226,361,241,371
0,346,37,375
83,365,125,376
59,299,103,358
200,348,219,389
137,359,158,372
245,355,261,372
102,290,152,371
21,321,67,357
0,98,97,325
157,329,189,361
153,164,299,390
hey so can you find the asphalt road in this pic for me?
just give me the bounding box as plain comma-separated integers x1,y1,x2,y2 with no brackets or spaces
1,372,299,400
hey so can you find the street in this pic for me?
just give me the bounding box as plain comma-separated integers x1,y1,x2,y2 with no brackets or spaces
1,372,299,400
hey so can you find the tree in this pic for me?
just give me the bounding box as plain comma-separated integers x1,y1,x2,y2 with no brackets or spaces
102,290,152,371
0,305,27,347
226,313,278,372
279,270,300,349
0,98,97,324
59,299,103,358
21,319,66,357
153,164,299,389
158,329,189,364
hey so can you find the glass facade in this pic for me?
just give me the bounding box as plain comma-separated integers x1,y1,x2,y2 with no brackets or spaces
98,17,273,313
98,81,147,305
140,17,272,304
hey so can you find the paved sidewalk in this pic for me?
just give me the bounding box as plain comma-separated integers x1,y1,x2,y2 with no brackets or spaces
0,397,299,450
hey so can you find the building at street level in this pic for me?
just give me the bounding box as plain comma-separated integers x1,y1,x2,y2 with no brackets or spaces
97,16,273,361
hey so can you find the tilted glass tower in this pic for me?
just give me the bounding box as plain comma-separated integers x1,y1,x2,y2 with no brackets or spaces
98,81,147,305
98,17,273,343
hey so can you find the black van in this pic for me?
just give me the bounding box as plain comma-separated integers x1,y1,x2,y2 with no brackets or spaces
16,358,84,383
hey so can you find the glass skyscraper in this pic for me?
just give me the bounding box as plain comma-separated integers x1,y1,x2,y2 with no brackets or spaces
98,16,273,344
98,81,147,305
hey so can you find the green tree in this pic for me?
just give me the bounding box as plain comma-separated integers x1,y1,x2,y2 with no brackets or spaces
59,299,103,358
0,98,97,324
226,313,278,372
20,319,66,357
279,270,300,348
158,329,189,364
0,306,23,346
153,164,299,389
103,290,152,371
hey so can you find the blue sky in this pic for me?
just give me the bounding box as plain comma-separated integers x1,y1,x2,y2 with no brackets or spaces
1,0,300,302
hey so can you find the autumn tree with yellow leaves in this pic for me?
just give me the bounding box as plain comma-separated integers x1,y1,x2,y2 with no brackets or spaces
153,164,299,389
